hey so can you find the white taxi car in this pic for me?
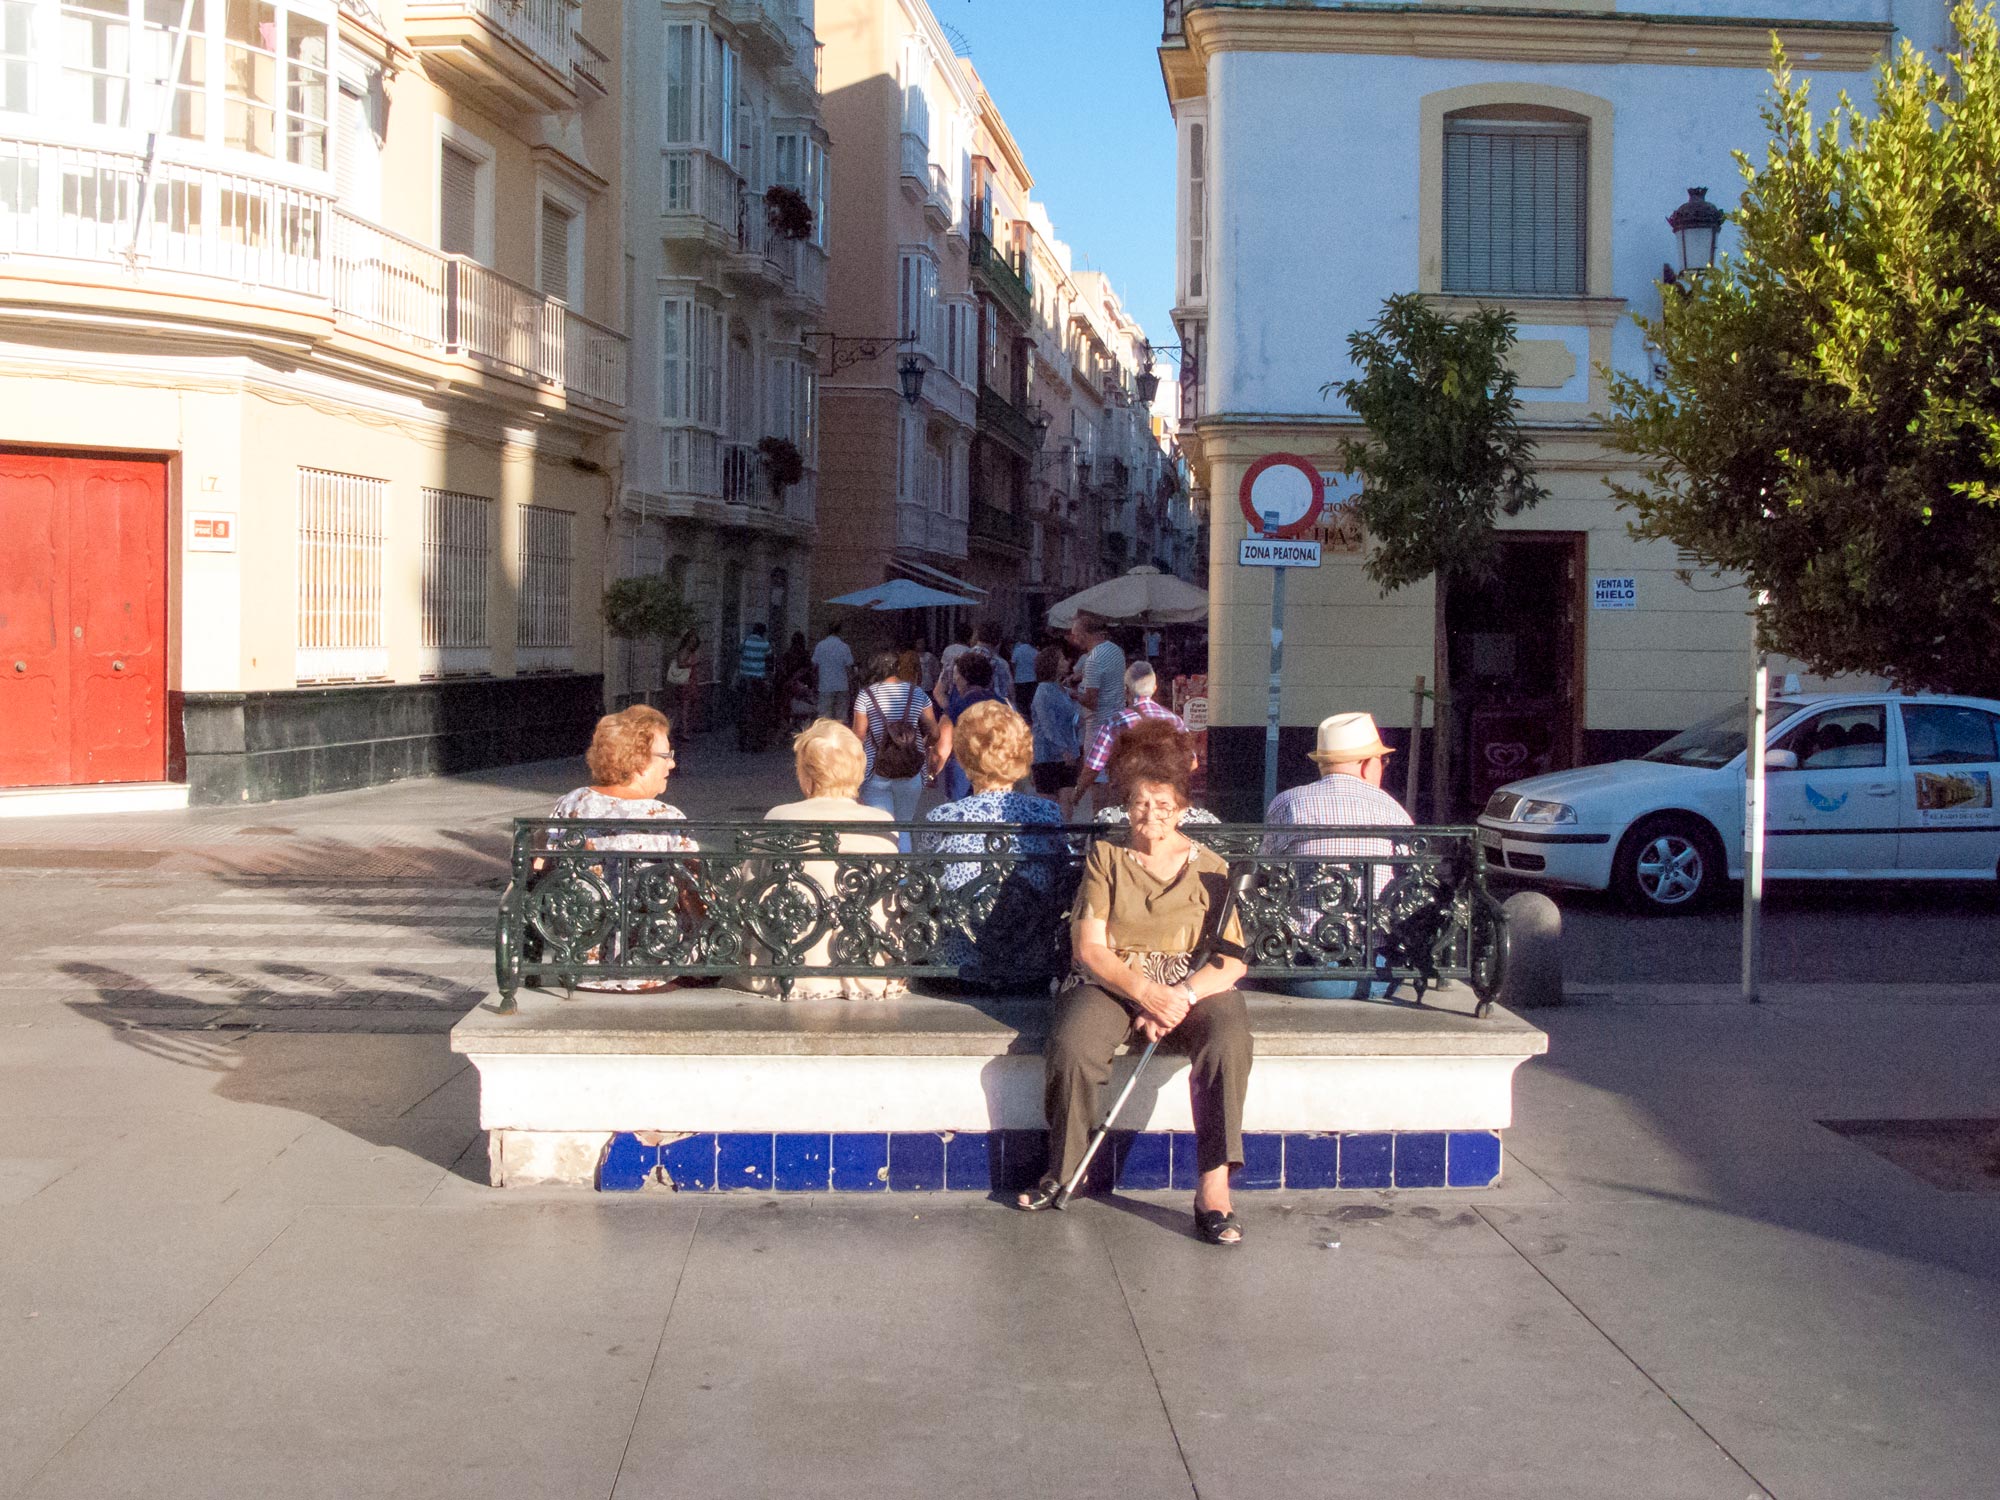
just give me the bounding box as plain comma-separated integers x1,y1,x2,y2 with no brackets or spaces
1476,694,2000,913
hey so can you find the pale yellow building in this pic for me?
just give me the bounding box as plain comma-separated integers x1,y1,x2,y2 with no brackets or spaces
1,0,626,806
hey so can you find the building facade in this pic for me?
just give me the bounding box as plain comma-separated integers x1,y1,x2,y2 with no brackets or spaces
1159,0,1938,817
1,0,628,806
615,0,826,706
817,0,1188,647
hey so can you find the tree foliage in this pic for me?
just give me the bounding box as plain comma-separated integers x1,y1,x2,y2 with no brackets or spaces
1606,2,2000,697
601,576,697,643
1327,292,1546,592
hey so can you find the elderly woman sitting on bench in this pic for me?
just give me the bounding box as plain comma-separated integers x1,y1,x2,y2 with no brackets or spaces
752,719,906,1001
1015,720,1252,1245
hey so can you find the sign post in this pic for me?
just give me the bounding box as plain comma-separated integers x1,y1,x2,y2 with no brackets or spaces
1741,602,1769,1003
1237,455,1326,810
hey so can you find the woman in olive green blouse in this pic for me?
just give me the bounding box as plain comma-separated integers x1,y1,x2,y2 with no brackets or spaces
1015,720,1252,1244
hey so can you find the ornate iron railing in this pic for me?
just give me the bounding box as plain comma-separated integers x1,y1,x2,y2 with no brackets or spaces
495,820,1508,1014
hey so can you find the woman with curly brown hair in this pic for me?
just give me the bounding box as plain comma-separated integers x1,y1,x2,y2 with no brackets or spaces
1015,719,1253,1245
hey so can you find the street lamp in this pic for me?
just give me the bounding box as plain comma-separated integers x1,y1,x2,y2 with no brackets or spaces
1026,404,1052,450
897,354,926,406
1662,186,1726,290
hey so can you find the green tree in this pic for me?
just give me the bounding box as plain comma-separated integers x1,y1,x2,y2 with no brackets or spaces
1327,292,1546,812
601,576,698,700
1606,2,2000,698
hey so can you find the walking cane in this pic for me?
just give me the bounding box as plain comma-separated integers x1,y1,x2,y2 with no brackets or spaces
1052,862,1256,1208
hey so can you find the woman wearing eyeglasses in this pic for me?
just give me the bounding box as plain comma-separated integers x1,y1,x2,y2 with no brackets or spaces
542,705,696,992
1014,719,1252,1245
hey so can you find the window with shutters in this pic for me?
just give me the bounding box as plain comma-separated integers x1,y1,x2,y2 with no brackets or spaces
660,295,722,427
516,504,574,670
334,72,380,216
538,196,575,303
296,467,387,684
773,129,827,250
3,1,34,115
439,141,478,256
1443,112,1587,296
420,488,490,677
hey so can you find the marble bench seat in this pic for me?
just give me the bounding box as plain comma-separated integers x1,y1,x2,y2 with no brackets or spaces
450,983,1548,1194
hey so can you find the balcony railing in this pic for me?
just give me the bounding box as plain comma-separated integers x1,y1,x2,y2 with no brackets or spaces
924,163,951,226
331,211,448,346
789,241,828,306
0,149,625,411
899,132,929,193
404,0,589,108
970,500,1027,550
1,138,326,294
663,149,740,237
977,383,1044,457
330,211,624,407
722,440,761,507
969,228,1033,326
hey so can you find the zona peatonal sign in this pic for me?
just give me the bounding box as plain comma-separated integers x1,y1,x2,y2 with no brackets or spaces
1238,452,1325,568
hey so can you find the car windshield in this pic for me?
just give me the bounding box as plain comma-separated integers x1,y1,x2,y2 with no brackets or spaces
1641,701,1806,768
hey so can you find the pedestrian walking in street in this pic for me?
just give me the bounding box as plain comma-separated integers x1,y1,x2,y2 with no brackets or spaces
853,650,947,848
936,650,1007,802
1059,610,1126,820
1015,720,1251,1243
735,622,775,751
1030,644,1082,796
667,630,703,735
971,620,1014,702
1010,633,1040,716
934,623,974,704
811,621,855,726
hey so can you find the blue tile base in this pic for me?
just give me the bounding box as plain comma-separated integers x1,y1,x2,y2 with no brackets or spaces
594,1130,1503,1192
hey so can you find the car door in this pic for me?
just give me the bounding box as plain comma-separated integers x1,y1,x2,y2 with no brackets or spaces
1897,701,2000,873
1764,703,1901,873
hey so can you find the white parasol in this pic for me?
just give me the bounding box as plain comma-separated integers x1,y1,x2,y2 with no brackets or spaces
1046,566,1209,628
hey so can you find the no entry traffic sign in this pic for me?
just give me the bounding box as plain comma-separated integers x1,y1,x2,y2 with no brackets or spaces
1238,453,1324,538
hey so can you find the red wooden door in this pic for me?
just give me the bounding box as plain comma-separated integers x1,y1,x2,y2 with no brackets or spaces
0,452,168,787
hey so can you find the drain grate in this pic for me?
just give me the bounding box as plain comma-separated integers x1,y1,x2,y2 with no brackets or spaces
1821,1118,2000,1192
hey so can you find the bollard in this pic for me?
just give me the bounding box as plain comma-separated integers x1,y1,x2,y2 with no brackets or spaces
1496,891,1564,1008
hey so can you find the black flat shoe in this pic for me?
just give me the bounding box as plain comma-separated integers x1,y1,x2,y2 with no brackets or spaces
1194,1208,1243,1245
1014,1177,1064,1212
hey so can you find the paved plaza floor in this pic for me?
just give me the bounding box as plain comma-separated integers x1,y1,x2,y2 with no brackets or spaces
2,740,1997,1497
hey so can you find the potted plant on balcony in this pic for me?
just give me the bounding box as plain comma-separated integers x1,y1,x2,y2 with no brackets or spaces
757,435,806,498
764,185,815,242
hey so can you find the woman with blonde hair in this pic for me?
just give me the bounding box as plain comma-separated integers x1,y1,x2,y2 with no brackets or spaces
921,700,1064,984
752,718,906,1000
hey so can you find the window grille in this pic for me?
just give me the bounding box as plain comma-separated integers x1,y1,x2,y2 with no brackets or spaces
440,142,478,255
1443,117,1586,296
538,199,573,301
420,488,491,677
516,504,574,671
297,466,387,683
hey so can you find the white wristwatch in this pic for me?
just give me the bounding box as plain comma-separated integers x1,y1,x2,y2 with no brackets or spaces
1173,982,1199,1006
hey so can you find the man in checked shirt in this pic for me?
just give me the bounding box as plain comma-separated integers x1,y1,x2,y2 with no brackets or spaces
1263,712,1413,997
1059,661,1186,820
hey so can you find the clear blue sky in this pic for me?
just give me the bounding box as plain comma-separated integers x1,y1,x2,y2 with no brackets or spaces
941,0,1178,355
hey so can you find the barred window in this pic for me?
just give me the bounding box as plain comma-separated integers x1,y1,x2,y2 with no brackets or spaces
297,466,386,682
516,504,573,670
1443,114,1586,296
420,488,490,677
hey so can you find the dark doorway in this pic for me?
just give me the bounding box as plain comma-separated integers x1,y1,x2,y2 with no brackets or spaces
1441,532,1584,818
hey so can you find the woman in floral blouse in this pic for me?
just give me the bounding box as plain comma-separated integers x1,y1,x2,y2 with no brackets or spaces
543,705,695,991
921,700,1064,985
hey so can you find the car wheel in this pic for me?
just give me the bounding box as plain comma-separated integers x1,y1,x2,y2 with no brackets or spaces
1612,816,1722,914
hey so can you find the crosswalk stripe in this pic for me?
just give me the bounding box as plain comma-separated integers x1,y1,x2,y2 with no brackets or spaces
98,921,491,938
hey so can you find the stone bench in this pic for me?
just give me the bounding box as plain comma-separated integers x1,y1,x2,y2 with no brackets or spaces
455,816,1539,1193
451,981,1547,1193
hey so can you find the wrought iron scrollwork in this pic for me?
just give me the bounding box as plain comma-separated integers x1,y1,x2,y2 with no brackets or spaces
492,820,1507,1011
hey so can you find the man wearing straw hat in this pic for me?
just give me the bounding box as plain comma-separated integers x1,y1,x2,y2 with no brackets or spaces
1264,712,1413,997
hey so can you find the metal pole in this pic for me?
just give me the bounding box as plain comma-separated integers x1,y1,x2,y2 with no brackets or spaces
128,0,199,262
1408,675,1426,816
1741,607,1768,1003
1263,508,1285,811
